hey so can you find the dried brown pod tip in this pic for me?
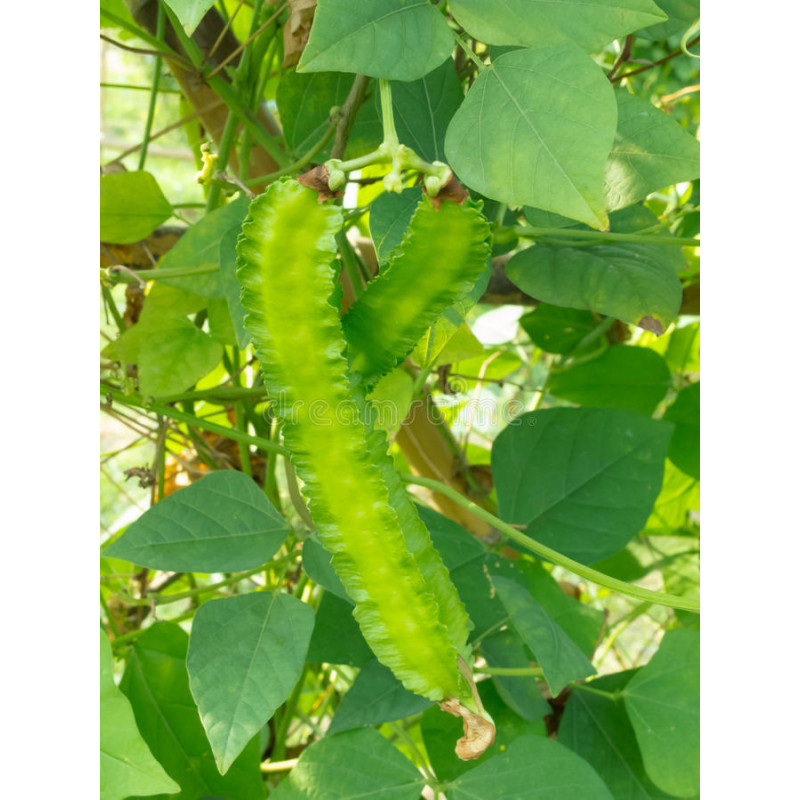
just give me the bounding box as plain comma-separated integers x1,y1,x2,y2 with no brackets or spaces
425,173,469,210
297,165,344,203
439,697,496,760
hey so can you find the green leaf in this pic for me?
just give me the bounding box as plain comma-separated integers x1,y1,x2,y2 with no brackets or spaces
302,537,350,602
100,631,179,800
604,91,700,212
100,171,172,244
120,623,264,799
187,592,315,773
448,735,615,799
492,408,673,563
637,0,699,40
548,345,672,416
270,728,425,800
422,679,545,783
105,471,289,572
663,322,700,374
449,0,666,52
624,629,700,797
663,550,700,629
643,460,699,535
157,195,250,297
391,59,463,163
445,43,617,229
103,316,223,397
520,304,601,355
276,69,381,161
560,671,674,800
367,367,414,438
306,591,374,667
208,296,237,345
297,0,454,82
520,560,605,658
369,187,423,265
479,628,552,722
328,657,432,734
663,382,700,479
163,0,216,35
219,226,250,349
491,575,596,695
506,242,683,333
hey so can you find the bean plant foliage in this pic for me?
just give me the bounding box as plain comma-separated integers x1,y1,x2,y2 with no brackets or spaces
99,1,700,799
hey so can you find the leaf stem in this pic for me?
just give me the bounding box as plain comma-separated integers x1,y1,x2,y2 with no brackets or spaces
400,473,700,613
514,225,698,247
137,2,165,171
452,30,486,72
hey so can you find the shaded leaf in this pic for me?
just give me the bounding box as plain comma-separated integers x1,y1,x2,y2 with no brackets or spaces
637,0,699,40
448,735,615,799
663,382,700,479
270,727,424,800
298,0,454,82
157,195,250,297
506,242,683,332
560,671,674,800
624,629,700,797
369,187,423,265
100,171,172,244
105,471,289,572
479,628,551,722
120,623,263,799
187,592,315,773
445,43,617,229
328,657,432,734
306,591,374,667
492,408,673,563
492,575,596,695
548,345,672,416
220,226,250,348
392,58,463,163
604,91,700,213
449,0,666,52
100,631,179,800
519,304,601,355
643,460,699,535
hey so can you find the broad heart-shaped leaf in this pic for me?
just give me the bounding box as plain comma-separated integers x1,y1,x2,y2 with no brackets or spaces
445,43,617,230
105,471,289,572
664,381,700,479
624,629,700,797
163,0,216,35
491,576,595,696
220,226,250,349
297,0,454,82
100,631,179,800
187,592,315,774
103,316,223,397
449,0,666,52
604,91,700,213
506,242,683,333
270,727,424,800
548,345,672,416
392,58,463,163
100,171,172,244
492,408,673,563
448,735,615,800
120,623,264,799
519,304,601,355
560,670,674,800
157,195,250,297
276,69,381,161
328,657,432,734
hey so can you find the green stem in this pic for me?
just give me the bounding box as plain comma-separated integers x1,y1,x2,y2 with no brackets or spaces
105,264,219,284
137,3,165,171
272,665,310,761
400,473,700,613
452,31,486,71
101,284,126,335
102,384,290,457
379,79,399,149
473,665,545,678
337,230,365,299
205,109,240,211
514,225,699,247
571,683,623,701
